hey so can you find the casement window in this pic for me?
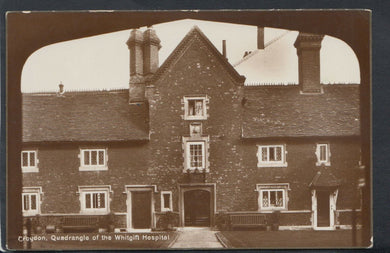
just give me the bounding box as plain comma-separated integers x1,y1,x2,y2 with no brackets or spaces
161,191,173,212
257,145,287,167
187,141,205,170
21,150,39,173
257,184,289,211
183,96,208,120
22,187,42,216
78,186,111,214
182,136,210,173
316,143,331,166
79,148,108,171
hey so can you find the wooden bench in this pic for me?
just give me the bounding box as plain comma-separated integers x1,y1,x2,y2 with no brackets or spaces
229,214,267,230
62,216,99,232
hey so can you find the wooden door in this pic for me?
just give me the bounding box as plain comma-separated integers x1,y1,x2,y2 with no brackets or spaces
132,191,152,229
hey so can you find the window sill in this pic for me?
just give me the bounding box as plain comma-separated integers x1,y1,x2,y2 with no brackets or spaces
80,210,109,215
258,208,287,212
22,167,39,173
161,209,172,212
79,166,108,171
316,162,331,166
23,212,40,217
257,163,287,168
184,116,207,121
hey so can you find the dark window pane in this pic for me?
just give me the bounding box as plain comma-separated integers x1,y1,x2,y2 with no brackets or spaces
85,194,91,208
84,151,90,165
262,191,268,207
23,195,29,210
99,193,105,208
163,194,170,209
22,152,28,167
269,147,275,161
30,152,35,167
276,147,282,161
270,191,276,206
31,195,37,210
91,151,97,165
98,151,105,165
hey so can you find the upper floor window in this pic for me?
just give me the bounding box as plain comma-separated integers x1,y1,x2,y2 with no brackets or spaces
161,191,173,212
182,136,209,173
22,187,42,216
79,148,108,171
257,184,289,211
78,186,111,214
316,143,331,166
183,96,208,120
21,150,39,173
257,145,287,167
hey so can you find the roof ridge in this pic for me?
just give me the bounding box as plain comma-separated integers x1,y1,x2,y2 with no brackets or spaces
233,30,291,67
23,87,128,94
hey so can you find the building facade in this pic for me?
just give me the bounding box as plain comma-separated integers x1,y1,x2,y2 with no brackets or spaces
22,26,362,231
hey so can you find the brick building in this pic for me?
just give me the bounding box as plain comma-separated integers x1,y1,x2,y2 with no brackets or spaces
22,26,362,231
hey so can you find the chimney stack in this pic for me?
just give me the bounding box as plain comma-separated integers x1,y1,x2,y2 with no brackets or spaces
257,27,265,50
222,40,227,59
294,32,324,93
126,27,161,103
143,27,161,76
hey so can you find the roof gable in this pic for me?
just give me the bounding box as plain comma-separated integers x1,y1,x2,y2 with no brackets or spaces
150,26,245,84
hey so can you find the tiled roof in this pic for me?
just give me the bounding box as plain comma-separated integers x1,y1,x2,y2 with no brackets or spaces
22,90,149,142
242,85,360,138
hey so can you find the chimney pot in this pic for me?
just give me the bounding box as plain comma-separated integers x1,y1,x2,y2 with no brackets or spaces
59,83,64,94
257,27,265,50
222,40,227,59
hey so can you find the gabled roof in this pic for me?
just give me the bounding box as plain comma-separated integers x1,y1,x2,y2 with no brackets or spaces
22,90,149,142
309,170,341,188
150,26,245,84
242,85,360,138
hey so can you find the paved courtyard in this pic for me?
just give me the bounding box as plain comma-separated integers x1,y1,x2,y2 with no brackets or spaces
169,227,223,249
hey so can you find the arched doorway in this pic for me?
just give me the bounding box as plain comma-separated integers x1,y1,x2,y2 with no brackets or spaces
184,190,210,226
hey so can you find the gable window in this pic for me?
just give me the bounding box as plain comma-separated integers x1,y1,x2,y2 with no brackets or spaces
79,148,108,171
22,187,42,216
182,136,210,173
316,143,331,166
257,184,289,211
21,150,39,173
183,96,208,120
161,191,173,212
257,145,287,167
78,186,111,214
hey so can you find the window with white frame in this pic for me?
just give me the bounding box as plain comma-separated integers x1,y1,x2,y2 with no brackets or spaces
257,145,287,167
183,96,208,120
78,186,111,214
21,150,39,173
183,136,209,172
257,184,289,211
316,143,331,166
79,148,107,171
161,191,172,212
187,141,205,170
22,187,42,215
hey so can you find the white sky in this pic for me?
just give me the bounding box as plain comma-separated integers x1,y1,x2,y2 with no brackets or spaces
21,19,360,92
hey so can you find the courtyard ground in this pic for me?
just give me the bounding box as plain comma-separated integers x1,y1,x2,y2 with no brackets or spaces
28,232,177,250
216,229,363,249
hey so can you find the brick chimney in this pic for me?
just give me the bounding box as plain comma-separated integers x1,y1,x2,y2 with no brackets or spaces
143,27,161,76
257,27,265,50
294,32,324,93
127,29,145,103
126,27,161,103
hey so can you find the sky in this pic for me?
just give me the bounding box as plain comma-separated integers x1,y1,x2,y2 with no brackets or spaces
21,19,360,92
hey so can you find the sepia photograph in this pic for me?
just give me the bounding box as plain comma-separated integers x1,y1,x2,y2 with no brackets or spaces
6,10,371,250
